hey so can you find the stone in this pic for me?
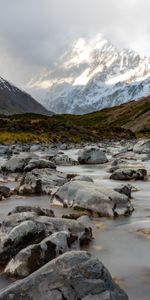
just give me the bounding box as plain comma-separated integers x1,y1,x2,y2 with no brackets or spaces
114,184,134,198
4,231,79,278
52,154,78,166
52,180,133,217
133,139,150,154
78,146,108,164
110,168,147,181
0,251,128,300
24,159,56,172
72,175,94,182
1,153,37,173
0,186,11,198
0,220,53,265
8,206,55,218
17,168,68,195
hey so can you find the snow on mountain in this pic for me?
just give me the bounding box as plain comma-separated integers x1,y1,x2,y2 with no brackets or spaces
27,34,150,114
0,76,52,115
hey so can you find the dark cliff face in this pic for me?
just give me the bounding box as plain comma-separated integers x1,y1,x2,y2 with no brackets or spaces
0,77,53,115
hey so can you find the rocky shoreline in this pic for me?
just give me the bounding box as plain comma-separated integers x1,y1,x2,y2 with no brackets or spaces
0,139,149,299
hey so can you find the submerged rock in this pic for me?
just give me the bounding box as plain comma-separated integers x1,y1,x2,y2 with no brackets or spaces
78,146,108,164
52,180,133,217
0,251,128,300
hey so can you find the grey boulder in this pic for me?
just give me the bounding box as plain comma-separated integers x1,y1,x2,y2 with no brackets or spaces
78,146,108,164
52,180,133,217
133,139,150,154
0,251,128,300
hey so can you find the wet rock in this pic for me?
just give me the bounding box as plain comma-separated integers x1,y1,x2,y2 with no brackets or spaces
52,180,133,217
17,168,68,195
0,146,10,156
0,251,129,300
110,168,147,181
78,146,108,164
8,206,55,218
24,159,56,172
1,153,37,173
35,216,93,245
4,231,79,278
0,220,53,265
114,184,134,198
0,186,11,198
72,175,94,182
52,154,78,166
133,139,150,154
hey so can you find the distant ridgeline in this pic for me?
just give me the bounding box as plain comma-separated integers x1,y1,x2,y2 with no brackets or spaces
0,96,149,143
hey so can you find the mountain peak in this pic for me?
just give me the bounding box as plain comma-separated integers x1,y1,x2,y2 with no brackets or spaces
26,34,150,114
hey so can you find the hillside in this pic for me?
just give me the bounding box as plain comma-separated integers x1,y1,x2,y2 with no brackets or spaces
0,97,149,143
0,77,52,115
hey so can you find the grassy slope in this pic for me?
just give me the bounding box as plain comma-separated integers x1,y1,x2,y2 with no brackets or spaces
0,97,149,143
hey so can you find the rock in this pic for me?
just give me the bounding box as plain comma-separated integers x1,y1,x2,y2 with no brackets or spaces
0,146,10,156
0,220,53,265
30,144,42,152
52,180,133,217
114,184,134,198
17,168,68,195
1,153,37,173
59,143,68,150
24,159,56,172
0,186,11,198
133,139,150,154
72,175,94,182
0,251,128,300
8,206,55,217
110,168,147,181
4,231,79,278
78,146,108,164
35,216,93,245
52,154,78,166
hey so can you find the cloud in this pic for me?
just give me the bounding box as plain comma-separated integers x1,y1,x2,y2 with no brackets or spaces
0,0,149,86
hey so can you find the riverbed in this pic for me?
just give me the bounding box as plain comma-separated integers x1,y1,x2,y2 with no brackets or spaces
0,148,150,300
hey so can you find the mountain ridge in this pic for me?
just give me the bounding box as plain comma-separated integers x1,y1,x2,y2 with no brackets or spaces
27,34,150,114
0,76,53,116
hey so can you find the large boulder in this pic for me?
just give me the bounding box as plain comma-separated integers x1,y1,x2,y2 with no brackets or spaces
0,251,128,300
52,180,133,217
0,210,92,266
0,220,53,265
16,168,68,195
4,231,79,278
133,139,150,154
110,168,147,181
1,153,37,173
78,146,108,164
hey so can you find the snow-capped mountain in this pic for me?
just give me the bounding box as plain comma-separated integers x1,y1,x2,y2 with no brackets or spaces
0,76,52,115
27,34,150,114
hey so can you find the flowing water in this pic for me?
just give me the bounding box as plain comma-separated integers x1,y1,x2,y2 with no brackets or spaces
0,148,150,299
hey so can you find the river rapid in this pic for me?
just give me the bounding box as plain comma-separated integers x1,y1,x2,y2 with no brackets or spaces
0,147,150,300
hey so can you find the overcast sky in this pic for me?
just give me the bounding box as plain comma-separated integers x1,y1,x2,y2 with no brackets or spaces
0,0,150,88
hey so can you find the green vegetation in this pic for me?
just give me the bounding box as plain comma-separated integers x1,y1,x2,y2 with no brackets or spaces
0,97,149,143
